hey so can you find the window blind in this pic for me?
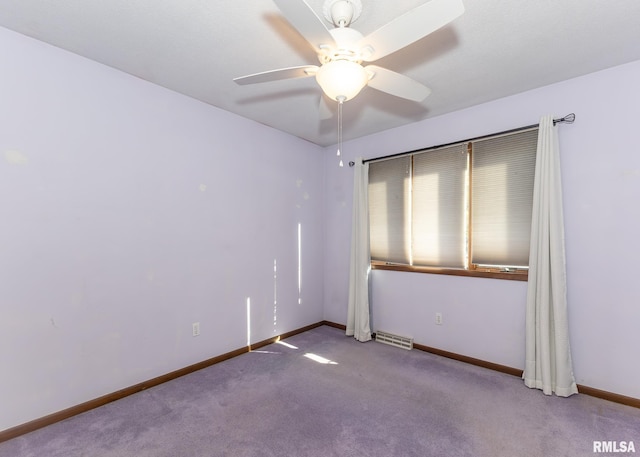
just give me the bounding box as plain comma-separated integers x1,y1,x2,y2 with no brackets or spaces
471,128,538,267
367,125,538,272
412,144,467,268
369,156,411,264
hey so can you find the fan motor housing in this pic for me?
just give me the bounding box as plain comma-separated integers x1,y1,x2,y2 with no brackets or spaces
318,27,365,64
323,0,363,27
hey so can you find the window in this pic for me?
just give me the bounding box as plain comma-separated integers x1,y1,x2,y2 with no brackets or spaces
368,128,538,280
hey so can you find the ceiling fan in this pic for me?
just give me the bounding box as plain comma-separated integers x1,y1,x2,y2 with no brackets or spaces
234,0,465,104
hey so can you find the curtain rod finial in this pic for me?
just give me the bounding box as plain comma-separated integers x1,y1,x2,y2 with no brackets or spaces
349,161,355,167
554,113,575,125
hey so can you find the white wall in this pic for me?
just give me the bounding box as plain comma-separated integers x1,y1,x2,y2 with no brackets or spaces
0,27,324,431
2,23,638,434
323,60,640,399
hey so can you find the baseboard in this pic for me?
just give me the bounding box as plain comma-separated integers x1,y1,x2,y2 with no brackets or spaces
576,384,640,409
0,321,325,443
410,339,640,409
3,320,637,443
321,320,347,331
412,342,523,377
325,321,639,410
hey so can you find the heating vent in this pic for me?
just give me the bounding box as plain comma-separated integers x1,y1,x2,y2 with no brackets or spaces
375,331,413,350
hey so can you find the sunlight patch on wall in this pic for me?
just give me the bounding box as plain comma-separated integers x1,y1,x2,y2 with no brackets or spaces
246,297,251,347
298,223,302,305
273,259,278,333
4,150,29,165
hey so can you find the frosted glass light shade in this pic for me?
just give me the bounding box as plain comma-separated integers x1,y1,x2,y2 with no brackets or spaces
316,60,368,102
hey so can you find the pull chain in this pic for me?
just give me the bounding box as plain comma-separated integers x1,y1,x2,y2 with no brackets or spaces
337,96,345,167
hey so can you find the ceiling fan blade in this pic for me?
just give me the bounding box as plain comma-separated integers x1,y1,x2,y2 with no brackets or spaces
358,0,464,62
234,65,319,85
273,0,336,52
365,65,431,102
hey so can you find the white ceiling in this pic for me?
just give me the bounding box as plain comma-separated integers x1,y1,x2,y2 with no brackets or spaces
1,0,640,146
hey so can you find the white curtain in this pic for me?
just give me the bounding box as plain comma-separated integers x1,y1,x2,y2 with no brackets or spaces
523,115,578,397
346,159,372,342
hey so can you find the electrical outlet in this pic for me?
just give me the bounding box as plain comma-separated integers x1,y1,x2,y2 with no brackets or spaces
435,312,443,325
192,322,200,336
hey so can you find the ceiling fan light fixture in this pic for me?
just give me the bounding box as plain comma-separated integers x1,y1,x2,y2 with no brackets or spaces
316,60,368,102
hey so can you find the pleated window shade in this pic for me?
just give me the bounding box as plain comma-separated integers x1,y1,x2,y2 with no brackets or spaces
412,144,467,268
471,129,537,267
368,127,538,270
369,156,411,264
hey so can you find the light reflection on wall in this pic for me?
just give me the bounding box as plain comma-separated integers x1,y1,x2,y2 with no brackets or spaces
246,297,251,347
273,259,277,333
298,222,302,305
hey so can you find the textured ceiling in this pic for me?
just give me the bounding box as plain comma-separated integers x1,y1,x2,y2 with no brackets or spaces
1,0,640,146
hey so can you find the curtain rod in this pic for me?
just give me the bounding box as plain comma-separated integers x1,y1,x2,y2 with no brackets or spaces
349,113,575,167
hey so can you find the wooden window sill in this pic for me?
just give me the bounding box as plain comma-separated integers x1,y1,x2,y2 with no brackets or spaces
371,262,528,281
